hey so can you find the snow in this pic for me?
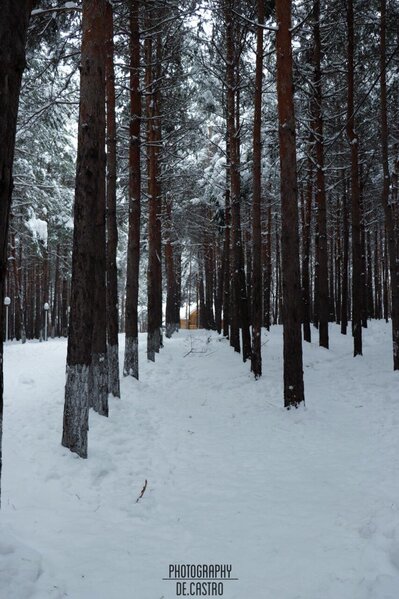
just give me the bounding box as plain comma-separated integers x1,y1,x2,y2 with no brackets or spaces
31,3,80,16
25,215,48,246
1,322,399,598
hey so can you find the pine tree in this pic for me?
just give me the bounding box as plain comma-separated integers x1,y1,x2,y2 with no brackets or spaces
275,0,305,408
0,0,35,503
105,0,120,397
62,0,107,457
124,0,142,379
251,0,265,378
379,0,399,370
347,0,362,357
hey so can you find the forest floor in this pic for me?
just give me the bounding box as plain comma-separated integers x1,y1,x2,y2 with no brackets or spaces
1,322,399,599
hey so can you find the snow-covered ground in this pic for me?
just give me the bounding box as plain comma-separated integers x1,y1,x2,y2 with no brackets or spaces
1,322,399,599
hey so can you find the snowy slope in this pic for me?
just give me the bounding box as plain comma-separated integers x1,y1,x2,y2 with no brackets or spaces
1,322,399,599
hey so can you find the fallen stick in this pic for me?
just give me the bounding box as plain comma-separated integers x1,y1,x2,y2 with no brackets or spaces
136,479,148,503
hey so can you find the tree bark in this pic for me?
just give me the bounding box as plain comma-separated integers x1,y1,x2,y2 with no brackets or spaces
224,0,251,362
204,230,216,330
0,0,34,503
312,0,329,348
251,0,265,378
51,243,60,338
275,0,305,407
380,0,399,369
62,0,107,457
347,0,362,356
124,0,141,379
222,188,230,337
88,2,108,418
302,159,313,342
146,7,163,360
164,195,179,337
105,0,120,397
263,200,272,331
11,232,26,343
341,182,349,334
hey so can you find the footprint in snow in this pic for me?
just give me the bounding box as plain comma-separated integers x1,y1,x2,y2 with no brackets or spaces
389,542,399,571
18,376,35,386
44,471,61,482
91,468,110,485
0,542,14,555
358,520,377,539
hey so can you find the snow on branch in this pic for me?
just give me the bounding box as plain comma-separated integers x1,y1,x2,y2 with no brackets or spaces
31,2,81,17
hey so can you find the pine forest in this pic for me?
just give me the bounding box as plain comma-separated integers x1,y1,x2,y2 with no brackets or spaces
1,1,399,598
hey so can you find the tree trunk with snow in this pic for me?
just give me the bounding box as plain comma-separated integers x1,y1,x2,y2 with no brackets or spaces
62,0,107,457
88,0,108,418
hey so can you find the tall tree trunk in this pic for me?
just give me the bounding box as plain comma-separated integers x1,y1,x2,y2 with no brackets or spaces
105,0,120,398
124,0,141,379
302,158,312,342
62,0,107,457
275,0,305,408
275,217,281,324
359,183,368,327
204,231,216,330
335,202,342,325
41,240,48,340
165,195,178,337
347,0,362,356
154,27,163,351
251,0,264,378
198,265,206,328
0,0,33,499
35,257,41,338
224,0,251,362
374,230,381,319
146,8,162,360
263,200,272,331
383,229,389,323
28,263,35,338
88,48,108,417
175,246,181,328
215,242,223,334
222,188,230,337
11,232,26,343
380,0,399,369
61,277,68,336
366,231,374,319
328,235,335,322
312,0,329,348
341,184,349,334
51,243,60,338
